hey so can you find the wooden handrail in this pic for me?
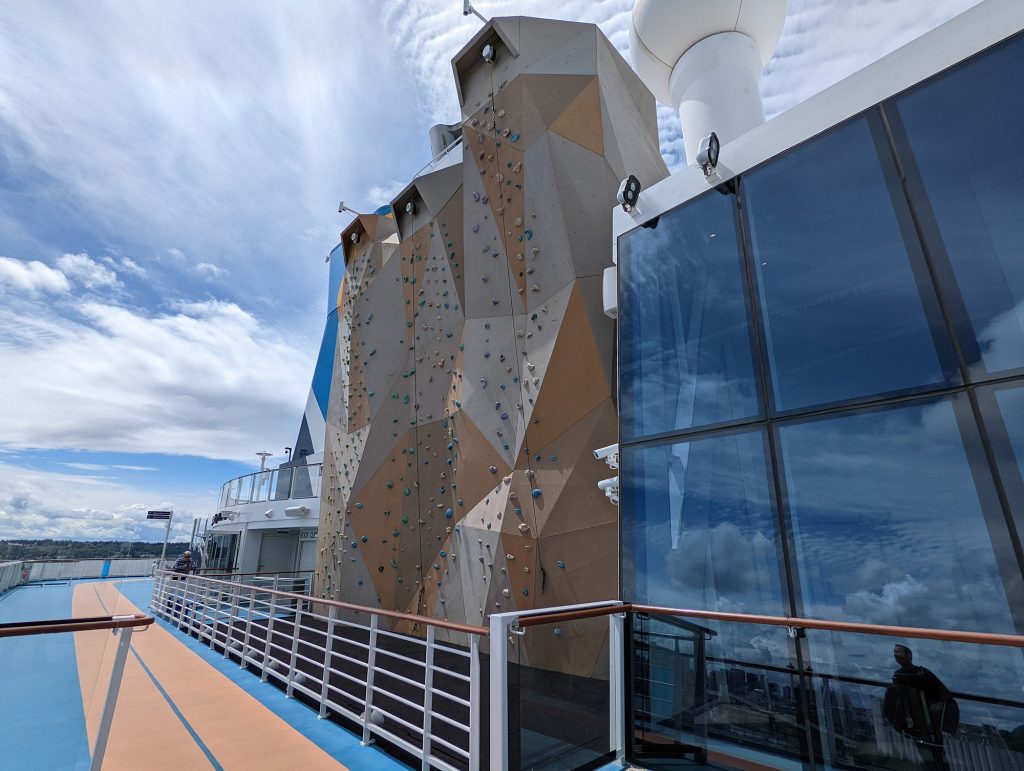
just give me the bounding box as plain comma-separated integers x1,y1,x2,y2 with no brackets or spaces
514,601,1024,648
632,604,1024,648
158,571,489,637
0,613,154,638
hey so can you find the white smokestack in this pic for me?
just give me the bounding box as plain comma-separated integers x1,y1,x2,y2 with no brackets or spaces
630,0,787,165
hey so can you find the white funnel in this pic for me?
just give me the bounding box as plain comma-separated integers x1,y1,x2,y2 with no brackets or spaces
630,0,787,165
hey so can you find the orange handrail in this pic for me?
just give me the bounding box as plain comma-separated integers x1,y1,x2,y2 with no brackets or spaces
157,570,489,637
513,601,1024,648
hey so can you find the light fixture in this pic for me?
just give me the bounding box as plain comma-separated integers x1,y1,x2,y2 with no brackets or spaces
616,174,641,212
405,200,417,215
696,132,720,176
482,42,495,63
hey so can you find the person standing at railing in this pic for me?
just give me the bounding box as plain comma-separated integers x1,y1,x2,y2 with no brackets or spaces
167,551,196,621
883,644,958,770
172,551,196,575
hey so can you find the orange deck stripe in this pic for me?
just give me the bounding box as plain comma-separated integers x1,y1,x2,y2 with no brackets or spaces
73,581,347,770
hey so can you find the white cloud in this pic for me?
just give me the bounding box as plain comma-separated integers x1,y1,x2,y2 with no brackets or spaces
0,463,204,540
383,0,981,169
194,261,227,279
0,2,429,318
0,256,70,294
57,251,121,290
365,180,408,208
0,297,311,462
119,257,147,278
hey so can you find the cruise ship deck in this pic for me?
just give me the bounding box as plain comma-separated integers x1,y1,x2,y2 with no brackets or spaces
0,578,412,770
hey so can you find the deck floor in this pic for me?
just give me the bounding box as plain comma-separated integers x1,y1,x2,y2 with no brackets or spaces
0,578,408,770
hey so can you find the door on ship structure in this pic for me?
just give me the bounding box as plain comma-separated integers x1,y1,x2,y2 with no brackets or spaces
256,531,295,573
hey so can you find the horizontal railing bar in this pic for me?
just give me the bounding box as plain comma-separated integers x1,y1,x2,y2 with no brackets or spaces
0,613,153,637
429,733,471,758
431,688,471,708
155,570,488,636
432,642,470,658
513,600,1024,647
373,669,427,691
430,708,471,731
368,706,423,735
374,647,426,668
371,683,425,710
632,603,1024,647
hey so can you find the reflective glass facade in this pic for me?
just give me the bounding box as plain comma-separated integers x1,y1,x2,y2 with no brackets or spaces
619,32,1024,769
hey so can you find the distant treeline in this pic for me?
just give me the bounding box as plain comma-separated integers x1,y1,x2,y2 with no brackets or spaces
0,539,190,561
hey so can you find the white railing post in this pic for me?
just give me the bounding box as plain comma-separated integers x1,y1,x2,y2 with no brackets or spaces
89,624,135,771
361,614,380,746
224,584,241,659
609,611,626,761
318,605,337,718
469,633,481,771
286,604,303,697
262,593,279,682
241,586,255,668
196,578,212,641
421,626,436,770
489,612,513,771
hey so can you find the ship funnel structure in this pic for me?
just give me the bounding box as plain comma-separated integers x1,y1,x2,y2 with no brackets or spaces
630,0,787,165
428,122,463,157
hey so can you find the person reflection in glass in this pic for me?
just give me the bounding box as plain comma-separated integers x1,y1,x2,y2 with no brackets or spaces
883,644,959,770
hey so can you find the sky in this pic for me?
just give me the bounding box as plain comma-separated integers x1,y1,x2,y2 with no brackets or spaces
0,0,982,542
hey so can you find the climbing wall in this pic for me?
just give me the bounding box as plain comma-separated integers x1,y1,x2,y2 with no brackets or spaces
315,16,667,676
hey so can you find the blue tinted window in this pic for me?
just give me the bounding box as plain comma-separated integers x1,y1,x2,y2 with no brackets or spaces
745,116,957,412
619,193,760,440
894,35,1024,377
621,429,785,615
778,397,1020,633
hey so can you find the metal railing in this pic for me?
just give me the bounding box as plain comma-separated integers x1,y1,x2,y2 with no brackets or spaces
150,571,485,771
0,612,154,770
218,463,322,509
488,602,1024,771
146,572,1024,771
194,569,313,596
0,560,25,594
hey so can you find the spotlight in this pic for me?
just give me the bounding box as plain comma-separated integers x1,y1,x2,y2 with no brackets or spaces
350,231,360,244
616,174,641,212
696,132,720,176
482,43,495,63
405,200,417,215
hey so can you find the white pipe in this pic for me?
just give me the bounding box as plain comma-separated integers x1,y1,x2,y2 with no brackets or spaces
670,32,766,165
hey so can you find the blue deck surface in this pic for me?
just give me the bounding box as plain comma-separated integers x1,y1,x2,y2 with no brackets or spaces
0,579,409,770
0,582,92,770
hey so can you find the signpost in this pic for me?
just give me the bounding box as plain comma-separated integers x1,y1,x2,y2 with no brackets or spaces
147,510,173,567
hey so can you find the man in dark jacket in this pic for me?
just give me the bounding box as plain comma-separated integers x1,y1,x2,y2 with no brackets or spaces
883,644,958,770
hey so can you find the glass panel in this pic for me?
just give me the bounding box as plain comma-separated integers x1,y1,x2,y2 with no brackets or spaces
251,471,272,503
621,428,786,617
805,630,1024,770
778,396,1022,634
291,465,315,499
618,191,760,439
510,615,611,770
744,115,956,413
237,474,254,504
631,615,810,769
894,34,1024,377
271,468,292,501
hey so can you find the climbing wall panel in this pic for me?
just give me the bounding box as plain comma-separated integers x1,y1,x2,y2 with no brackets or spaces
315,15,669,676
